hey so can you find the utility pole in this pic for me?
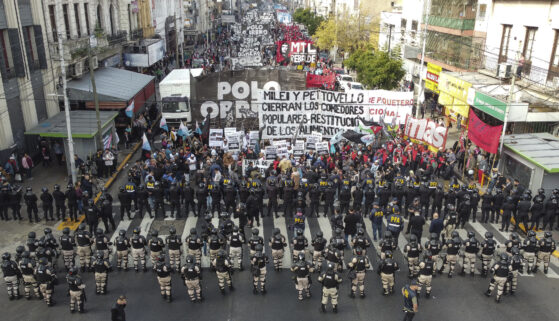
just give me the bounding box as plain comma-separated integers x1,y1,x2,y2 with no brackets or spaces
174,13,179,68
499,73,515,154
88,39,102,148
387,24,393,55
55,0,77,184
415,0,432,118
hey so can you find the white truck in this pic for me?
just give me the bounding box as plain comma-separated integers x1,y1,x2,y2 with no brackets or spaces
159,68,203,127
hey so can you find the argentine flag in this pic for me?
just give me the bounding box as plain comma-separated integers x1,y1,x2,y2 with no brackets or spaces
195,121,202,135
160,116,169,132
125,101,134,118
178,121,191,138
142,133,151,151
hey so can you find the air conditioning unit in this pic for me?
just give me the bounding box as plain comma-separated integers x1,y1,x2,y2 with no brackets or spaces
89,56,99,70
497,63,512,78
72,61,84,78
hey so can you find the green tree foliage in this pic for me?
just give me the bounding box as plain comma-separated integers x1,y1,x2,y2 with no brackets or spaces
345,49,405,90
293,8,325,36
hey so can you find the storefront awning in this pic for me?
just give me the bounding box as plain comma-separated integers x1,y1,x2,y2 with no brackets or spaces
66,67,155,105
504,133,559,173
24,111,118,138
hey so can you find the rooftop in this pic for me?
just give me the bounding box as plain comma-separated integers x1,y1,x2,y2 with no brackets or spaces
504,133,559,173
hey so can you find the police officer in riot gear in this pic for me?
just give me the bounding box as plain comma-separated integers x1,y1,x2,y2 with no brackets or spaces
181,255,203,302
60,227,76,271
462,231,480,276
347,246,370,298
40,187,54,221
155,254,173,302
440,231,461,277
485,253,511,303
378,250,399,295
35,257,56,306
75,224,93,272
115,230,131,271
537,232,556,274
2,252,21,300
417,250,434,298
148,230,165,270
318,262,342,313
291,252,313,301
311,231,327,271
130,228,148,272
213,249,234,294
24,187,39,223
52,184,66,220
66,267,86,313
185,228,203,265
250,244,269,294
480,232,497,277
269,228,287,271
166,227,182,271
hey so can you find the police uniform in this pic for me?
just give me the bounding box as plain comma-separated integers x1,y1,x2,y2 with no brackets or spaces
75,228,93,271
347,254,370,297
441,237,461,277
60,231,76,270
318,267,342,312
95,233,111,261
93,256,111,294
250,252,269,293
166,233,182,270
537,234,557,274
486,256,512,302
522,235,539,273
291,258,313,300
463,236,480,275
213,252,233,293
130,232,147,271
480,236,497,276
148,235,165,270
208,232,225,269
66,271,86,312
404,239,422,278
311,234,327,270
155,258,173,301
228,230,245,270
269,233,287,270
417,257,434,297
35,260,56,306
1,255,21,299
181,261,202,302
115,234,131,270
292,234,308,261
19,256,39,299
185,231,203,264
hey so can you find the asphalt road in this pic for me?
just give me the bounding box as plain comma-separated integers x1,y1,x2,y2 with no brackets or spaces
2,209,559,321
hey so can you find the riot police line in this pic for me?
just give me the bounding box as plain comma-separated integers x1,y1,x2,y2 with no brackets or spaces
2,140,559,313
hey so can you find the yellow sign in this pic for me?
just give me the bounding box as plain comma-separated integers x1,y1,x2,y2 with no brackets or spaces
438,72,472,103
438,92,453,106
57,215,85,231
424,63,442,93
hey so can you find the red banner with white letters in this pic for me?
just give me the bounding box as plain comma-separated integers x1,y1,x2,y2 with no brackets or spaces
467,109,502,154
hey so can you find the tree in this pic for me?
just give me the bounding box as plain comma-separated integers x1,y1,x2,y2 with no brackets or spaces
312,8,380,54
293,8,325,36
345,49,405,90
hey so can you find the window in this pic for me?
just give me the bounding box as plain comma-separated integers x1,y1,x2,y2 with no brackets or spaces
74,4,81,36
498,25,512,63
84,4,90,35
478,4,487,20
548,30,559,81
63,4,70,39
523,27,537,61
0,29,13,76
411,20,418,31
24,26,37,65
401,18,407,29
97,5,102,29
49,5,57,41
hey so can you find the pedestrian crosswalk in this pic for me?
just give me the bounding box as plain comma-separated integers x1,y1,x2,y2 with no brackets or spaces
99,210,559,279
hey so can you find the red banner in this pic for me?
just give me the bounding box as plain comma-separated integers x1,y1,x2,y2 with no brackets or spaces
306,73,336,89
276,40,316,64
467,109,503,154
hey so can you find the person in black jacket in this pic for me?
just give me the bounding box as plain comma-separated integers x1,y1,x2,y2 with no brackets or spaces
40,187,54,221
344,209,361,246
407,211,426,241
111,295,127,321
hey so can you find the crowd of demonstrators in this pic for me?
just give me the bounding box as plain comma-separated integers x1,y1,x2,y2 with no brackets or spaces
2,117,557,314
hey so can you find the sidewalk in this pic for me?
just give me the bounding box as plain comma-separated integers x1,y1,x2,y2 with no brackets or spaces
0,143,138,256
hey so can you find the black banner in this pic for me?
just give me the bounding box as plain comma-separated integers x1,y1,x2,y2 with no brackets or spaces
191,69,306,126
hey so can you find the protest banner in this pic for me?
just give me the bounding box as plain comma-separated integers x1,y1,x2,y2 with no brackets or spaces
192,69,306,124
403,115,448,150
293,140,305,157
316,142,329,155
306,135,318,150
265,146,277,160
276,41,316,64
209,129,224,147
306,73,336,89
257,89,413,139
249,130,259,148
467,109,503,154
242,159,273,177
273,140,289,158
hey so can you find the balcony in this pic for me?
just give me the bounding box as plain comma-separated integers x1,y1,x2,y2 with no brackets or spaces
428,16,475,31
131,29,143,41
49,35,109,63
106,31,128,44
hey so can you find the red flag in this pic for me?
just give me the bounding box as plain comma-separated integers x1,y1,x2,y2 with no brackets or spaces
467,109,503,154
